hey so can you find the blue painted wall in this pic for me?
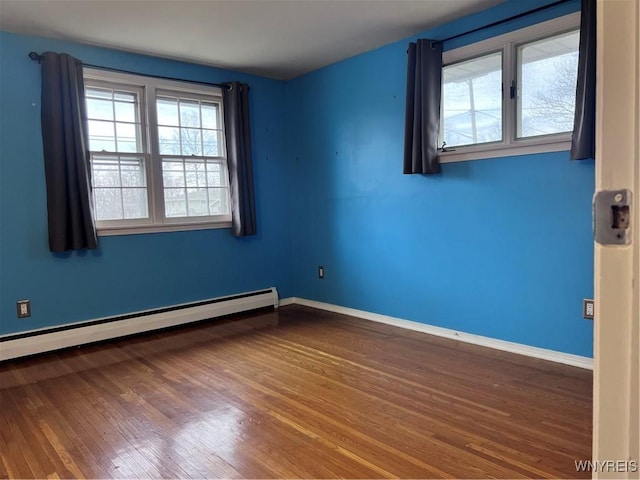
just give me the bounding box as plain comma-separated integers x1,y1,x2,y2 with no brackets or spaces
286,0,594,357
1,0,594,357
0,32,292,335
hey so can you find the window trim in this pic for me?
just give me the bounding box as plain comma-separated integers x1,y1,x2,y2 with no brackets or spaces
439,11,580,163
83,68,232,236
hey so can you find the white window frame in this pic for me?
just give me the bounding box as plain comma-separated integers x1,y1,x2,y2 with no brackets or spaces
84,69,232,236
439,12,580,163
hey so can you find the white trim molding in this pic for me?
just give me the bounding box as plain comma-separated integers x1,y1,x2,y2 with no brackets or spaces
282,297,593,370
278,297,297,307
593,0,640,469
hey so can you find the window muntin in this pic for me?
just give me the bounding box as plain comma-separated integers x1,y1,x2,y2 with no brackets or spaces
441,51,503,148
84,71,231,233
517,30,580,138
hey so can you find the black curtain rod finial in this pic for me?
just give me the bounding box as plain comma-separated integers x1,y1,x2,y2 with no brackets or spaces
29,51,43,63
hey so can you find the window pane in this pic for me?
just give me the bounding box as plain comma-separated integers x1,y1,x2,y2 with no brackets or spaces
163,171,185,188
86,88,112,100
116,122,138,152
201,103,219,129
88,120,116,151
518,30,579,138
181,128,202,155
441,52,502,147
114,91,136,103
122,188,148,219
158,126,181,155
92,157,121,187
164,188,187,217
187,188,209,216
119,157,146,187
86,98,114,121
114,101,135,123
185,161,207,187
92,156,145,187
202,130,221,156
94,188,123,220
162,161,186,187
208,188,229,215
206,162,224,187
157,97,179,126
179,100,201,127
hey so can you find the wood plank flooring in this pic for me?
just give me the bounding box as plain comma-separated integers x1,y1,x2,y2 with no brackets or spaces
0,305,592,478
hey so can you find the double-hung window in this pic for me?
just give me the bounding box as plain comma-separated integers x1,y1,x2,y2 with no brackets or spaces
439,12,580,161
84,69,231,235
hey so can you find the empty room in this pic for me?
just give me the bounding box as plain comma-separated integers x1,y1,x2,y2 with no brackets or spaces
0,0,638,478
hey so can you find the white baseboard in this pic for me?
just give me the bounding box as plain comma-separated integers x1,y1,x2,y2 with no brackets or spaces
278,297,296,307
2,291,592,370
282,297,593,370
0,288,279,362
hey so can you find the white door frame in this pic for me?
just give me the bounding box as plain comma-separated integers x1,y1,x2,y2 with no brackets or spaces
593,0,639,478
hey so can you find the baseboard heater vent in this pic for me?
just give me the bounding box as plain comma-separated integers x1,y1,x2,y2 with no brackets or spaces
0,287,279,362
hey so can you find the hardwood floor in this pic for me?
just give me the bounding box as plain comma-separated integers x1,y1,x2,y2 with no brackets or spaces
0,305,592,479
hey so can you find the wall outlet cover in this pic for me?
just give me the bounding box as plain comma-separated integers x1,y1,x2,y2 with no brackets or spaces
583,298,594,320
17,300,31,318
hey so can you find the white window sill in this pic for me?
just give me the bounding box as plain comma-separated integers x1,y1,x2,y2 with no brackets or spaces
97,221,232,237
439,139,571,163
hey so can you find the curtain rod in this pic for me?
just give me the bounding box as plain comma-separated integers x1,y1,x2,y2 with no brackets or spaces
438,0,571,44
28,52,232,90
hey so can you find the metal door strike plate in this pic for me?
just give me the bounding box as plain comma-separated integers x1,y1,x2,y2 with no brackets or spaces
593,190,632,245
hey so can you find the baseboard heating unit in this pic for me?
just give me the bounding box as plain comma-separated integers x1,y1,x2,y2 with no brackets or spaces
0,287,279,362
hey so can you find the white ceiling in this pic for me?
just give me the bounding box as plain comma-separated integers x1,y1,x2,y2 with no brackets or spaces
0,0,504,80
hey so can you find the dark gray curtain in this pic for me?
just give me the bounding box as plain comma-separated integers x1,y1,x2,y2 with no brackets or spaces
570,0,596,160
40,52,97,252
404,39,443,174
223,82,257,237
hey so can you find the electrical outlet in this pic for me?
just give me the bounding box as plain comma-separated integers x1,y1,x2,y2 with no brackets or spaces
17,300,31,318
318,266,324,279
583,298,594,320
